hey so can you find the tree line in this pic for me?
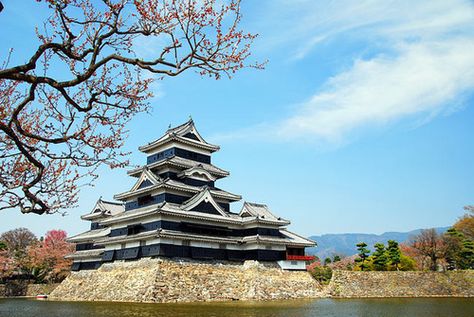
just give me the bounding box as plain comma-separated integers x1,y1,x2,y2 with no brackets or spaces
308,206,473,283
0,228,73,284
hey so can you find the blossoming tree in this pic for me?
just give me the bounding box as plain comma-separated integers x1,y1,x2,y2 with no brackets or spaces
0,0,261,215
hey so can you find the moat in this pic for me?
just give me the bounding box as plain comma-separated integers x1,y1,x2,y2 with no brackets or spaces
1,298,473,317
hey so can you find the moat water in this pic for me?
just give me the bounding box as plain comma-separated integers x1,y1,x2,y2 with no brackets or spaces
1,298,473,317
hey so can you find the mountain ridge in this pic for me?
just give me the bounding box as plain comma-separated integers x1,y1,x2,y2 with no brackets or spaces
307,227,449,259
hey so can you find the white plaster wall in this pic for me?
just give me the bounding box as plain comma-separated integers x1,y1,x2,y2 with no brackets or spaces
105,244,122,251
189,241,219,249
277,260,306,270
78,257,102,263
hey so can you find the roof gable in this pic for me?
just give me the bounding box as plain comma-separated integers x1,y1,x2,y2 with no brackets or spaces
139,119,219,153
81,198,124,220
182,132,200,141
127,156,230,178
239,202,282,221
181,188,229,217
130,169,162,192
167,118,206,143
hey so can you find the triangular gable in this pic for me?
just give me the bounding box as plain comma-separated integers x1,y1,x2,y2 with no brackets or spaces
240,210,253,217
130,169,161,192
91,200,102,213
81,198,124,220
139,118,219,153
83,199,104,218
99,200,124,216
182,132,200,141
181,188,228,217
170,119,210,145
239,202,257,218
137,179,153,189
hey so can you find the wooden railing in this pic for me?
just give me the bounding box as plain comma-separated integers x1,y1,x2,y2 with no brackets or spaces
286,255,315,261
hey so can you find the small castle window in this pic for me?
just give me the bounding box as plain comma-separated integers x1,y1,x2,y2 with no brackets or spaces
127,224,142,235
137,195,153,207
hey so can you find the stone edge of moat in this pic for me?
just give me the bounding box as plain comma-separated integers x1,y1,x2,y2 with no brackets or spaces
2,260,473,302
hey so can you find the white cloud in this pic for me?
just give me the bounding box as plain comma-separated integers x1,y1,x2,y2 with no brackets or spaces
279,39,474,141
240,0,474,142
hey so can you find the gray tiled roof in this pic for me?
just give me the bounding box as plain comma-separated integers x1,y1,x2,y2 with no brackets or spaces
239,202,288,222
67,227,111,242
65,249,104,259
81,199,124,220
127,156,229,178
139,119,219,153
114,178,241,201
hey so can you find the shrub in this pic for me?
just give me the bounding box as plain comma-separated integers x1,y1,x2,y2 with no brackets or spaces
309,265,333,285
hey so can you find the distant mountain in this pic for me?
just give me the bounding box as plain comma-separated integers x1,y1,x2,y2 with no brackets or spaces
307,227,449,259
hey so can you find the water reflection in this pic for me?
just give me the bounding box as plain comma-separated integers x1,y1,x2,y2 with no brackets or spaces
0,298,473,317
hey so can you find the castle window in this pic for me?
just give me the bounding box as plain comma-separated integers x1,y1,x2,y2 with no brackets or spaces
137,195,153,207
127,224,143,235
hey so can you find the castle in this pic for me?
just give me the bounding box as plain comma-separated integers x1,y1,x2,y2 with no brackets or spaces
67,119,315,270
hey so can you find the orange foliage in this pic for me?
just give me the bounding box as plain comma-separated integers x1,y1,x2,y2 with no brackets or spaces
400,243,424,270
453,208,474,240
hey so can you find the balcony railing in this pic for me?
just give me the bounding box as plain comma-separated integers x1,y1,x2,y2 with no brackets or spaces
286,255,315,261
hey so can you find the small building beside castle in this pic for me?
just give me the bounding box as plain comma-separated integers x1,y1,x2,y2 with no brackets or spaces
67,119,315,271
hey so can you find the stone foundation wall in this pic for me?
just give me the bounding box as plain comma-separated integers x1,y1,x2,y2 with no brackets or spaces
25,283,59,296
329,270,474,298
0,282,59,297
49,259,474,302
50,258,323,303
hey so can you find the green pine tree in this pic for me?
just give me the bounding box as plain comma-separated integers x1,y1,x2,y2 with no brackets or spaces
324,257,332,266
372,242,388,271
459,239,474,269
445,228,464,270
387,240,401,271
355,242,371,271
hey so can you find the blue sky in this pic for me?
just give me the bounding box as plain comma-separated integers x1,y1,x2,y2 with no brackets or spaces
1,0,473,238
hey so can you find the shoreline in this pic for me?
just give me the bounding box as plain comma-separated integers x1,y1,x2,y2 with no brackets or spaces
2,295,474,302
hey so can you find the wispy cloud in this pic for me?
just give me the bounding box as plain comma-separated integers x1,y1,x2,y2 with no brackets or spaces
230,0,474,143
279,39,474,141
